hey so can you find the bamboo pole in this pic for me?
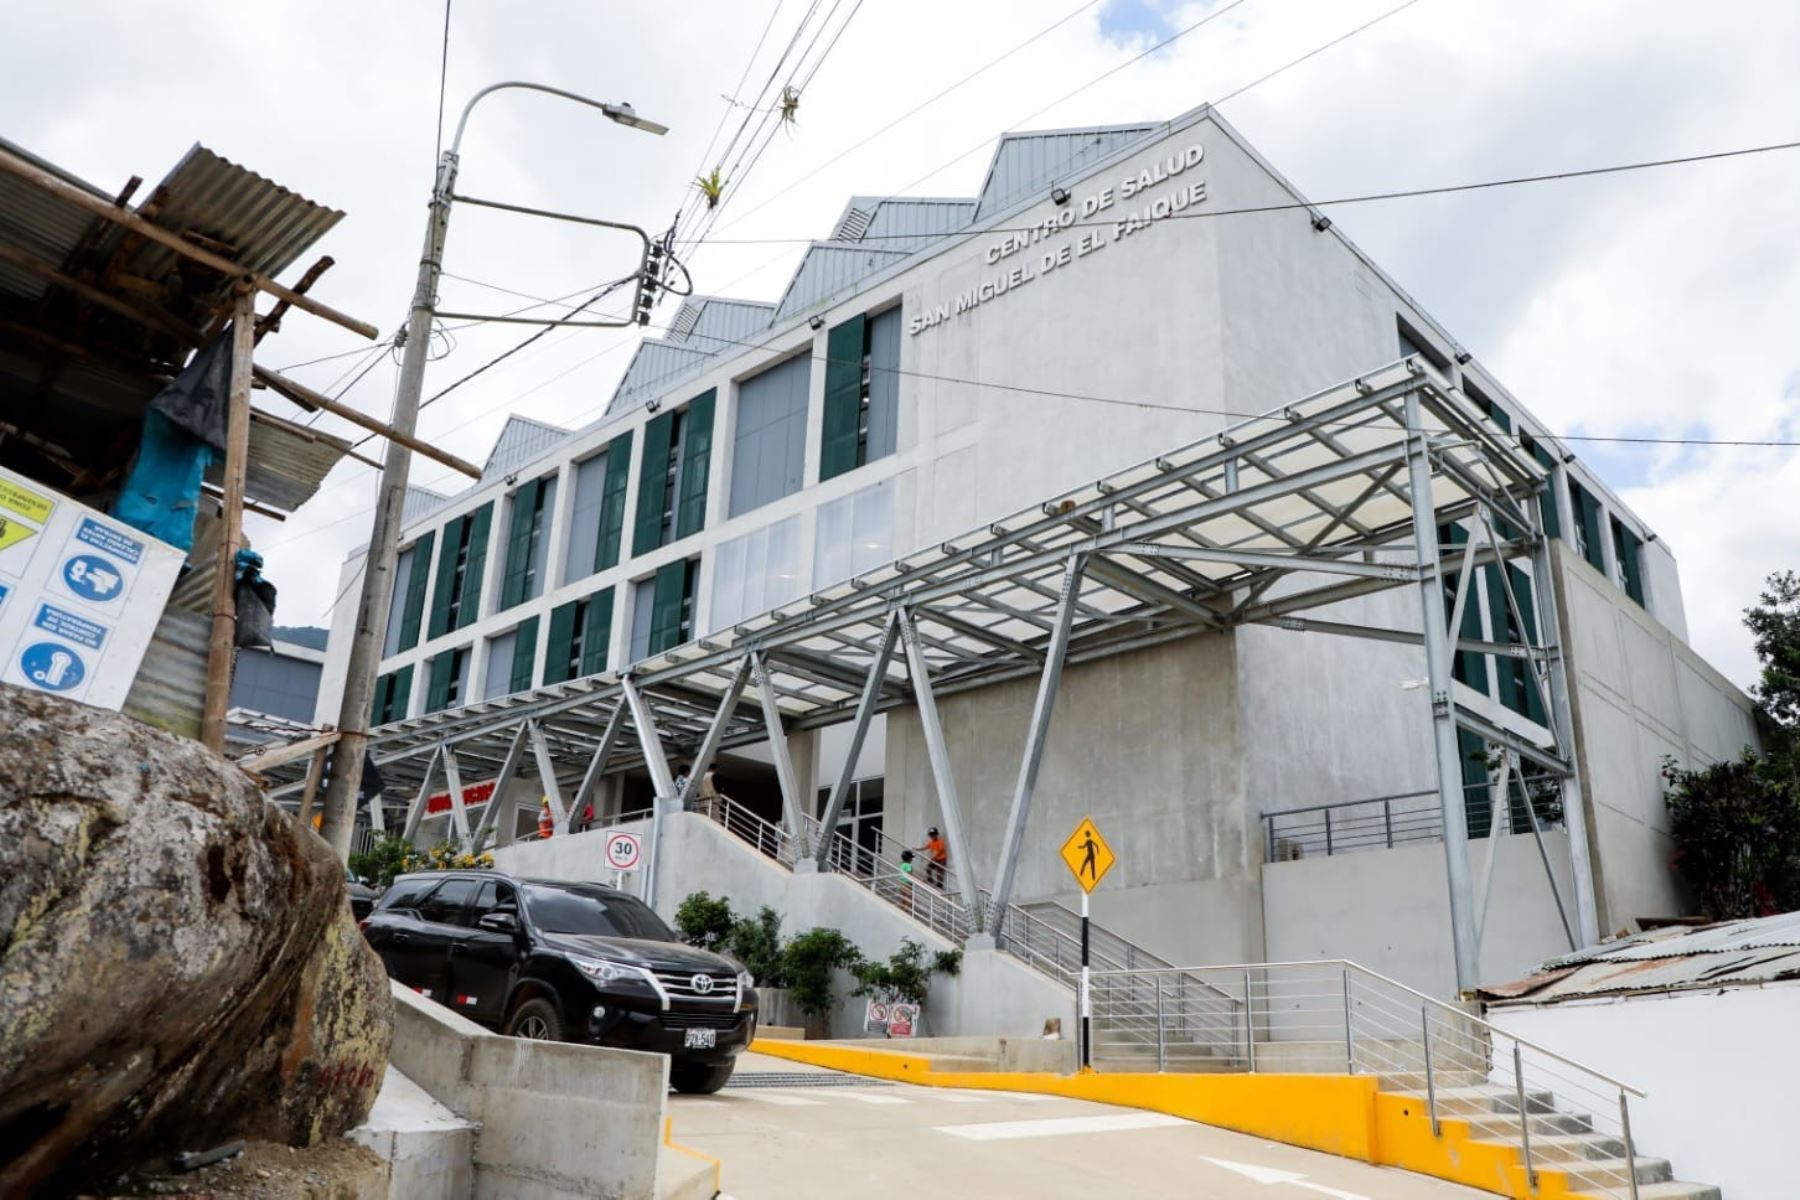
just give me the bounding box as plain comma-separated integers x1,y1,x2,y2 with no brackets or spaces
252,365,481,479
200,289,256,752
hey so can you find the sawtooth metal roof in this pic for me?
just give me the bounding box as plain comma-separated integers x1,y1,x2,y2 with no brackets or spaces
1481,911,1800,1006
482,414,570,482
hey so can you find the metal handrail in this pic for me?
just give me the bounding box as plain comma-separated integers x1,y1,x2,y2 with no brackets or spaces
1088,958,1646,1097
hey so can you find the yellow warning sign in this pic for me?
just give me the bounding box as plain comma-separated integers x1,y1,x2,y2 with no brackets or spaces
1060,817,1116,892
0,516,36,556
0,478,52,525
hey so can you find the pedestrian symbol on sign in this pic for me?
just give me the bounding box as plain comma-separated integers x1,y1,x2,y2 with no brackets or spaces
1058,817,1116,893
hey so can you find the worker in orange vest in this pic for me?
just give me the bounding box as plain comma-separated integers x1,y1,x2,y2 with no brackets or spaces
537,797,554,840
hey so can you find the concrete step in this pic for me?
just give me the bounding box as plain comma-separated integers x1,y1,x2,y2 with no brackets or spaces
1571,1183,1720,1200
1376,1070,1489,1092
1465,1110,1596,1139
1428,1083,1558,1116
349,1066,478,1200
1557,1156,1674,1189
1476,1131,1625,1164
656,1143,718,1200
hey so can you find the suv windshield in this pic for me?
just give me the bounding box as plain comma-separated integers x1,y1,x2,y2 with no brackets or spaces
522,885,675,940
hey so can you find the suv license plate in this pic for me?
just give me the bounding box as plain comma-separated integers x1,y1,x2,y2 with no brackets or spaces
683,1027,717,1050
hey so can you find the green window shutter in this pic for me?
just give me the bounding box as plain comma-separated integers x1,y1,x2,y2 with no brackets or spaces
648,559,688,655
580,587,614,677
391,664,413,721
596,432,633,571
820,315,866,482
1505,564,1546,725
1572,482,1605,571
500,479,541,610
398,530,434,651
1529,444,1562,541
1439,524,1489,693
543,600,578,685
370,673,392,725
510,616,539,693
426,650,456,712
633,412,674,557
675,391,715,540
1614,524,1645,606
457,502,494,629
427,516,465,640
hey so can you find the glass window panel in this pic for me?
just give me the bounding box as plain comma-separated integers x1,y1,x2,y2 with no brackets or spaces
630,578,656,663
730,355,810,516
850,482,894,576
813,494,853,588
866,307,901,462
484,631,516,701
382,546,414,656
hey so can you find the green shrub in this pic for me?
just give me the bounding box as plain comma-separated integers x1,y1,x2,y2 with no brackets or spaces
727,906,787,987
780,928,863,1017
348,834,413,888
1665,753,1800,919
849,939,961,1007
674,891,736,948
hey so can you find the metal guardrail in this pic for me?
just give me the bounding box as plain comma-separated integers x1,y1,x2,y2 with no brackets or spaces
1262,786,1567,862
1089,960,1647,1200
694,794,806,869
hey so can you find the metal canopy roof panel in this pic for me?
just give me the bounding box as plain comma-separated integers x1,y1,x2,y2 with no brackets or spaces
261,358,1551,801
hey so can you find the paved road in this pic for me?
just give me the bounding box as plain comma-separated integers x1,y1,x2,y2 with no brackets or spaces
670,1053,1491,1200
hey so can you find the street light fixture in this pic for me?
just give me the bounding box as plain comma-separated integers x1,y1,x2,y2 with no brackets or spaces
317,83,668,860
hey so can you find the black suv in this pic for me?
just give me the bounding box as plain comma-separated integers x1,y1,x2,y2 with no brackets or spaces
363,871,757,1093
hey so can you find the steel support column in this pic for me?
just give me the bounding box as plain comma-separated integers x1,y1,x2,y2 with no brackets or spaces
525,721,566,843
469,724,530,852
623,675,676,906
400,745,443,844
1404,392,1482,993
566,705,627,832
679,656,753,809
986,554,1086,928
815,614,900,867
442,749,470,846
898,608,986,924
750,652,804,840
1529,533,1601,945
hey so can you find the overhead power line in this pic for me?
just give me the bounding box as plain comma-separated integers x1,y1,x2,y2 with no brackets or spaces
675,135,1800,245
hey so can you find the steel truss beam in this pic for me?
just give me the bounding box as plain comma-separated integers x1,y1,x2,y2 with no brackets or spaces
816,614,900,866
898,607,986,923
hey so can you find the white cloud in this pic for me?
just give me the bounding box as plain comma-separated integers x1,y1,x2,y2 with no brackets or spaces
2,0,1794,689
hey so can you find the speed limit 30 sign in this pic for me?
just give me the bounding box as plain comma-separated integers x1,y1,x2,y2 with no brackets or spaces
604,831,642,872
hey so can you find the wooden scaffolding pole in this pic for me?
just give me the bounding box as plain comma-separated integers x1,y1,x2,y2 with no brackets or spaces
200,288,257,752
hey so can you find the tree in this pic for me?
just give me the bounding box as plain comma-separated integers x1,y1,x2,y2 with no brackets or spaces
348,834,413,888
1746,570,1800,755
780,928,863,1019
726,907,786,987
1664,754,1800,920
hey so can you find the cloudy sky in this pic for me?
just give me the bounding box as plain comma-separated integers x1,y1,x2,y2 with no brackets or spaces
4,0,1796,688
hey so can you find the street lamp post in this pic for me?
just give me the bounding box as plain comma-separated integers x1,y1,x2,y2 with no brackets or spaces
318,84,666,861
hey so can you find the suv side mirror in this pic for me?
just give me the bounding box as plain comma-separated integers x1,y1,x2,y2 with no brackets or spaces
478,910,519,934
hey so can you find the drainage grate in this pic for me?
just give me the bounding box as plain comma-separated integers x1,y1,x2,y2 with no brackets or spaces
725,1071,896,1090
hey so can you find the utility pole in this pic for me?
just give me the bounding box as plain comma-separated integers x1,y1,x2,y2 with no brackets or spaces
317,83,667,860
317,155,455,860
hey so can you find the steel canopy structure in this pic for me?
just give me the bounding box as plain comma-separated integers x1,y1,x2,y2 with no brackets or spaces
266,357,1594,990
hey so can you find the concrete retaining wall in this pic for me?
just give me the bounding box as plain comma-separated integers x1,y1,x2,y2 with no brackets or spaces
494,813,1074,1040
386,983,670,1200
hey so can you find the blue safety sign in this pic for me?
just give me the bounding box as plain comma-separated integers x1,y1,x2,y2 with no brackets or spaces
20,640,87,692
62,554,126,604
33,603,107,651
74,516,143,565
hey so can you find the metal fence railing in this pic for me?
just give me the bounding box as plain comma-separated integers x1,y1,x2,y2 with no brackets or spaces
693,794,805,869
1263,782,1569,863
1088,960,1650,1199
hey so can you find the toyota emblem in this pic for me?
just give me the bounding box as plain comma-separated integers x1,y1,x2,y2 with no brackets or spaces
691,974,714,994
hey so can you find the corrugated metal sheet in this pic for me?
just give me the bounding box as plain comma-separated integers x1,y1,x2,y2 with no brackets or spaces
857,198,976,251
130,144,345,283
771,244,909,324
481,414,570,481
607,339,715,414
0,136,106,308
973,124,1159,220
122,606,210,739
1482,911,1800,1006
205,409,353,511
682,297,774,354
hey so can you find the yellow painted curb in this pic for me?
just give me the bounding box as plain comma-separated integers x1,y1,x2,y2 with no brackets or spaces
748,1038,1586,1200
663,1114,722,1196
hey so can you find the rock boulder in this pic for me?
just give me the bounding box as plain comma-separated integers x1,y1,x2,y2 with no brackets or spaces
0,686,392,1195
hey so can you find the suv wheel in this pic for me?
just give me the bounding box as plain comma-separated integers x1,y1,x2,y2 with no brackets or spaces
670,1061,735,1095
505,997,563,1041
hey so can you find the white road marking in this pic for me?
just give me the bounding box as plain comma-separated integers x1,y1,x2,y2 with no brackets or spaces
936,1113,1189,1141
1203,1158,1370,1199
832,1089,912,1105
733,1091,826,1107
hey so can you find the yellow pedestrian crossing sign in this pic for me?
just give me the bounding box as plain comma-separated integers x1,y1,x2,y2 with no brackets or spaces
1060,817,1115,892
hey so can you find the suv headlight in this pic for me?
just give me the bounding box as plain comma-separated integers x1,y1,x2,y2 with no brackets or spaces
736,970,755,991
570,956,652,987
